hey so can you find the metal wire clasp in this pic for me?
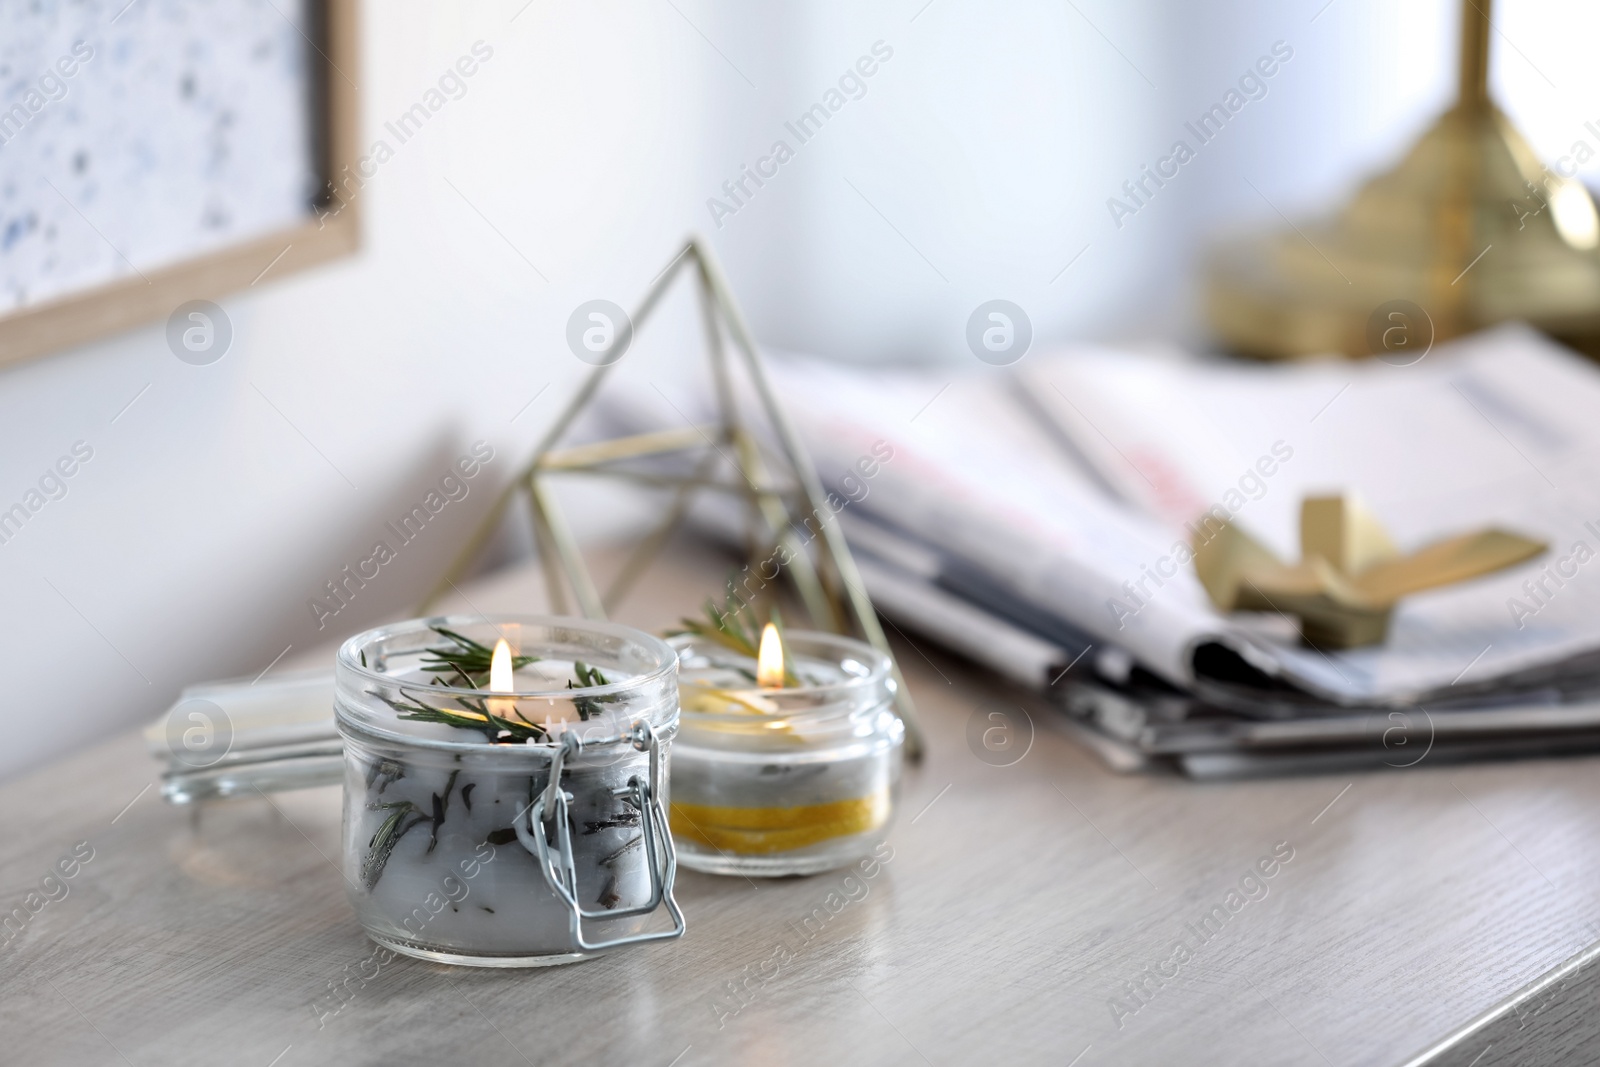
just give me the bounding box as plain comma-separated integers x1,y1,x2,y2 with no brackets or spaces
514,721,685,953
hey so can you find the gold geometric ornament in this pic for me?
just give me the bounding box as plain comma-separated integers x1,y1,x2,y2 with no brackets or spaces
1193,493,1546,649
418,237,925,759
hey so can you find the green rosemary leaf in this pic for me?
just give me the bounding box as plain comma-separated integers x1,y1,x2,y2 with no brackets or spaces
429,768,460,852
394,707,494,743
427,793,445,853
363,804,424,889
569,661,614,720
666,586,802,686
364,759,404,791
740,605,761,654
375,689,547,744
441,769,460,813
670,616,757,658
431,626,491,655
367,807,404,849
418,626,538,688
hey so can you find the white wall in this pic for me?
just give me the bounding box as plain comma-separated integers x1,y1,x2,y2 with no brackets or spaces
706,0,1600,360
3,0,1597,781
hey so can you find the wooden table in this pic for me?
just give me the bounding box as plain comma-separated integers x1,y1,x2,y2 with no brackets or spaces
3,550,1598,1066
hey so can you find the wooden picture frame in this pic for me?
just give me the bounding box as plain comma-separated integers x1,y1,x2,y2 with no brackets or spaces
0,0,361,369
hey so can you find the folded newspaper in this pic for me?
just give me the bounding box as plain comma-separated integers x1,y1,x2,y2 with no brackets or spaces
741,325,1600,713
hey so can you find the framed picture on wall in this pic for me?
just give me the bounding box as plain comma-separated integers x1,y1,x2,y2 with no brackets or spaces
0,0,360,368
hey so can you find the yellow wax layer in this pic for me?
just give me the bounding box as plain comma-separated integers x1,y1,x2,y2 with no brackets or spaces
670,790,890,854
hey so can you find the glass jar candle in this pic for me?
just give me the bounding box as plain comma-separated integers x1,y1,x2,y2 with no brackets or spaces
334,615,684,967
668,630,904,877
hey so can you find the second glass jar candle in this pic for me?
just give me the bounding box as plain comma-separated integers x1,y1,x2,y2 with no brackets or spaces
667,630,904,877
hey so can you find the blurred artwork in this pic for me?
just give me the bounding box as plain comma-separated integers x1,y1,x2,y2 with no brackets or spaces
0,0,318,314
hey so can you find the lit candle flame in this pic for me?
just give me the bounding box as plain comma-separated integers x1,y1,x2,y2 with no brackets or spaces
487,638,516,722
489,638,513,693
756,622,785,688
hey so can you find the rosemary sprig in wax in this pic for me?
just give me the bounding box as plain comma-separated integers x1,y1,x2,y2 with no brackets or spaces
569,660,614,720
368,631,626,739
420,627,537,688
668,593,801,687
428,769,460,854
361,769,464,885
362,800,428,889
373,691,550,744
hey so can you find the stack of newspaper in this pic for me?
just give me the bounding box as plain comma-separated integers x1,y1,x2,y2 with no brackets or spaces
743,324,1600,778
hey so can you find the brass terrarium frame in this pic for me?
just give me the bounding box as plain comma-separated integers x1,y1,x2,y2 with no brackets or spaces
419,238,924,759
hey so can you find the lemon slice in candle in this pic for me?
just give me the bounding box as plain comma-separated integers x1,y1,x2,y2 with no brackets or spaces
669,790,890,853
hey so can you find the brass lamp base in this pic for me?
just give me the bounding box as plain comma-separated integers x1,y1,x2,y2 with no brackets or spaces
1207,2,1600,361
